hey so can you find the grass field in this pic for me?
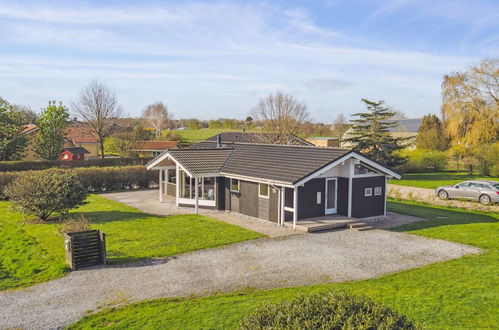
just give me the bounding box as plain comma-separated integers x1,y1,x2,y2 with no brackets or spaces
69,200,498,329
390,172,499,189
0,195,262,291
164,128,242,145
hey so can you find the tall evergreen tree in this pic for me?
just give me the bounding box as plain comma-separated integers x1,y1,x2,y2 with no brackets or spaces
416,114,448,151
35,101,70,160
344,99,407,167
0,97,28,160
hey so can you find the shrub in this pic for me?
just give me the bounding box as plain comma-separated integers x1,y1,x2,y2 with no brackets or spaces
0,171,18,200
398,149,448,173
475,142,499,176
0,157,152,172
240,291,418,330
59,215,91,234
5,170,88,221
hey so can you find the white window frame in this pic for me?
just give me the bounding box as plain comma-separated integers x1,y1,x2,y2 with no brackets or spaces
230,178,240,192
259,183,269,199
374,186,382,196
365,188,373,197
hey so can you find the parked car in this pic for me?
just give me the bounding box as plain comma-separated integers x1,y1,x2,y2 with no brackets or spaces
436,180,499,205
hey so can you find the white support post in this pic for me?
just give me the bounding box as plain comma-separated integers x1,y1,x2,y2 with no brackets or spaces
280,187,285,226
348,160,353,217
293,187,298,229
175,165,180,206
194,177,199,214
159,169,163,203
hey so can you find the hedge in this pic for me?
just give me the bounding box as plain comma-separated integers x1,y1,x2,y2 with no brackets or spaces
0,166,158,200
0,157,153,172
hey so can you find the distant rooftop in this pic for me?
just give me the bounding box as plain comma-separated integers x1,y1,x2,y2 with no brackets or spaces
307,137,340,140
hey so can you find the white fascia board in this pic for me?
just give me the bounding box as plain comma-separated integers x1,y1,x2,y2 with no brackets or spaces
220,172,294,188
147,153,194,177
293,152,400,187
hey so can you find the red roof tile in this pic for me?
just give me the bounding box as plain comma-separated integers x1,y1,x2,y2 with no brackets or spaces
66,125,99,143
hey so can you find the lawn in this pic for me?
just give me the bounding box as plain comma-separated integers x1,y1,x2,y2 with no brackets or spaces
390,172,499,189
69,200,498,329
0,195,262,291
164,128,242,145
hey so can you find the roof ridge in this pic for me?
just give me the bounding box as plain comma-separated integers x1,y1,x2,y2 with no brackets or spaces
201,140,349,150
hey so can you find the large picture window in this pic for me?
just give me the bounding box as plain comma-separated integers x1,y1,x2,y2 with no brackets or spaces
230,179,239,192
179,170,216,201
259,183,269,198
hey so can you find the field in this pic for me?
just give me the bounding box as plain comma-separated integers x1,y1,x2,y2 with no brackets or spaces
69,200,498,329
0,195,262,290
390,172,499,189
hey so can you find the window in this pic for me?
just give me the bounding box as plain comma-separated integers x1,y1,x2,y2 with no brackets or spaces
316,192,321,204
374,186,382,196
167,169,176,183
259,183,269,198
365,188,372,197
230,179,239,192
152,151,161,157
354,164,376,175
203,177,215,200
457,182,471,188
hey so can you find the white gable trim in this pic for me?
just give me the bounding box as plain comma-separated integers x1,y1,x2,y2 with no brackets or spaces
293,152,400,187
147,152,194,177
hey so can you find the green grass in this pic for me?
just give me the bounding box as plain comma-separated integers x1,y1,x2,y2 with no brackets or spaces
390,172,498,189
164,128,242,145
0,195,262,291
69,201,498,330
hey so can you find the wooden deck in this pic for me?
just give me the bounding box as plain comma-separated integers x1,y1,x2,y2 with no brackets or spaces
285,215,373,232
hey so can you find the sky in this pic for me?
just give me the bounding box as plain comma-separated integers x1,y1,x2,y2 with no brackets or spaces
0,0,498,122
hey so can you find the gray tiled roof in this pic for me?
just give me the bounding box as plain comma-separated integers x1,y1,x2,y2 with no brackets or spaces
386,119,422,133
169,143,350,184
168,148,234,175
63,147,90,154
204,132,313,146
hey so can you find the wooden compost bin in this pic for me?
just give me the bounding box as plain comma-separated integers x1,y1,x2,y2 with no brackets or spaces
64,230,107,270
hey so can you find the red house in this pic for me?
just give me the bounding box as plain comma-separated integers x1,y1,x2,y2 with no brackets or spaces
60,147,90,161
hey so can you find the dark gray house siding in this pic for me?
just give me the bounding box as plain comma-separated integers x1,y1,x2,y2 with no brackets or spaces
269,187,279,223
337,177,349,216
351,176,385,218
216,177,225,210
298,178,325,219
258,197,270,220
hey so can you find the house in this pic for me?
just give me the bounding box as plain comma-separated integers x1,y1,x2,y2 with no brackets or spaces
203,132,314,146
147,139,400,229
60,147,90,161
306,137,340,148
341,118,422,149
21,125,78,160
130,141,179,158
65,124,101,158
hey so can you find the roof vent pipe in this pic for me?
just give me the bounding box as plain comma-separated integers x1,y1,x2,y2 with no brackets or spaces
217,134,222,148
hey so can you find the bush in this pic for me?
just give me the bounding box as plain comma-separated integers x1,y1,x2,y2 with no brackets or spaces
59,215,91,234
0,166,158,200
475,142,499,176
0,157,152,172
398,149,448,173
240,291,418,330
5,170,88,221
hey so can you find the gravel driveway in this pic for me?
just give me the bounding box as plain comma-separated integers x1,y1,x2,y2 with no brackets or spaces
0,229,479,329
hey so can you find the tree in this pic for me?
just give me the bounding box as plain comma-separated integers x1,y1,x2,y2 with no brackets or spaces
72,81,122,159
331,113,349,137
416,114,448,151
105,125,151,157
0,97,28,161
188,119,201,130
5,170,88,221
343,99,407,167
441,59,498,148
35,101,70,160
142,102,171,138
251,91,309,144
11,104,38,124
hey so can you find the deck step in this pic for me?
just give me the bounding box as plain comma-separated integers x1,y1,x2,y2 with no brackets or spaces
295,222,348,233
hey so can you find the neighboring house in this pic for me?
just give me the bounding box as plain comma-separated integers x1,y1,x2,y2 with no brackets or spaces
203,132,314,146
147,141,400,228
60,147,90,161
65,124,101,158
306,137,340,148
130,141,179,158
341,118,422,149
21,125,77,160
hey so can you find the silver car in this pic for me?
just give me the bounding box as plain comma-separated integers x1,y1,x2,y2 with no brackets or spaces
436,180,499,205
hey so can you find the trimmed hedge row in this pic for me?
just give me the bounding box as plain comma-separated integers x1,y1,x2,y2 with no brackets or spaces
0,157,153,172
0,166,158,200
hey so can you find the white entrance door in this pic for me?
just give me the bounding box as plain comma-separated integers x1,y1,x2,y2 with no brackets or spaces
325,178,337,214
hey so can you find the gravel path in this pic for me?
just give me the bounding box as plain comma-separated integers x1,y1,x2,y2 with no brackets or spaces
102,190,297,237
0,230,479,329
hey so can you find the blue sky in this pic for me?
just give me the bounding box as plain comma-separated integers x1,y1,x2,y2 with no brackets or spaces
0,0,497,122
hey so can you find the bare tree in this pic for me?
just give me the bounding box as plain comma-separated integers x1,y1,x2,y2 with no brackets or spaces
331,113,349,137
251,91,310,144
142,102,171,138
72,81,122,158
